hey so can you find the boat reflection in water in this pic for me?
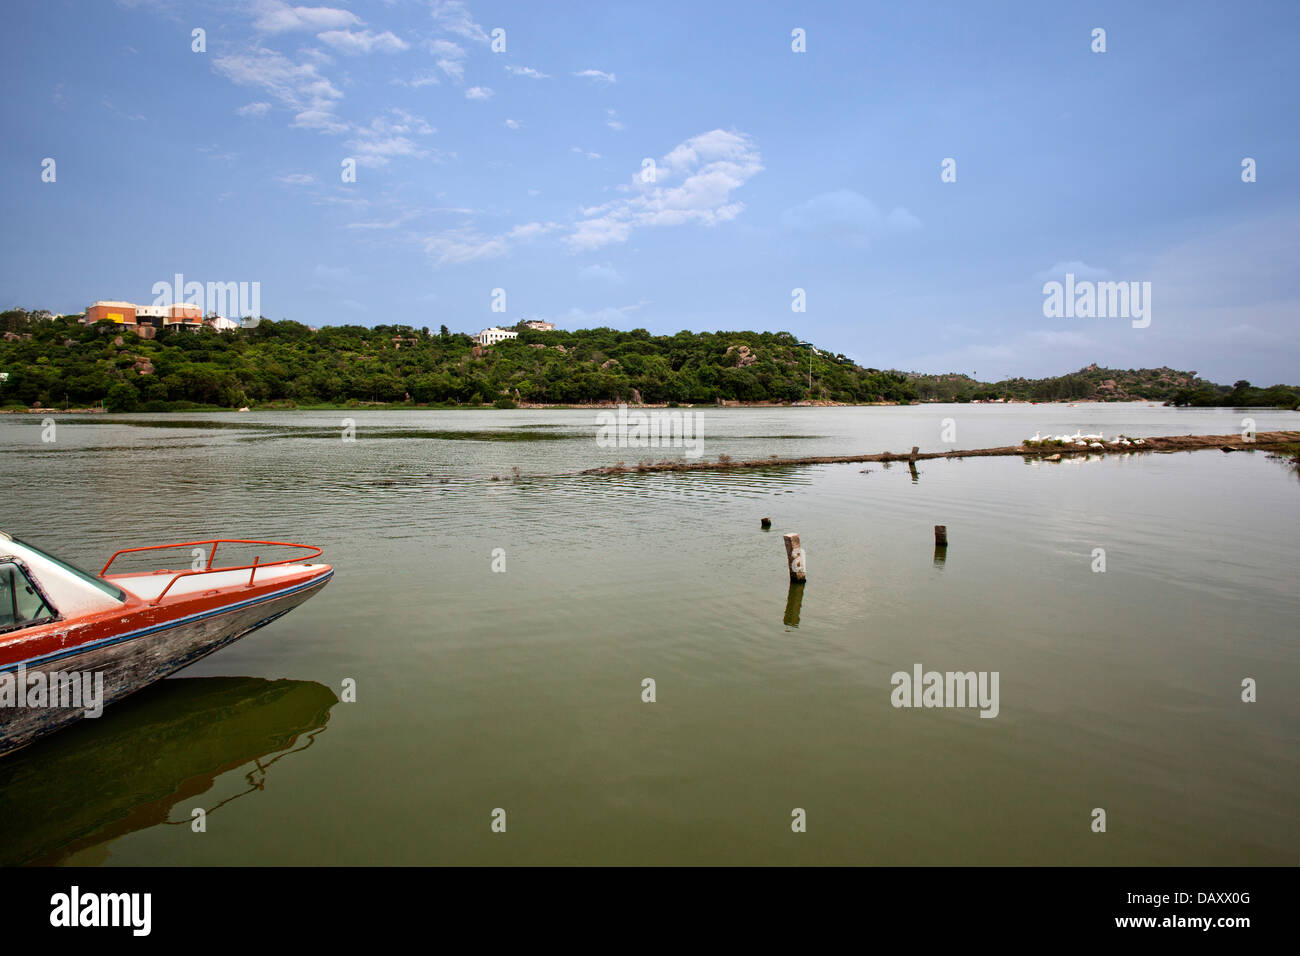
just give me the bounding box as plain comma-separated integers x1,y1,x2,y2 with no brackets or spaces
0,676,338,865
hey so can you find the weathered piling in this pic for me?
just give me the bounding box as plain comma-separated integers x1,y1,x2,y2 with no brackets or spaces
783,532,806,582
909,446,920,461
934,525,948,547
760,516,772,530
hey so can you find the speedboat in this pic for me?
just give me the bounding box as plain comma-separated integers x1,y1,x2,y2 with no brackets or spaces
0,533,332,756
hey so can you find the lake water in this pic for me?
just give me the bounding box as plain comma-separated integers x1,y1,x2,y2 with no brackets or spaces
1,403,1297,865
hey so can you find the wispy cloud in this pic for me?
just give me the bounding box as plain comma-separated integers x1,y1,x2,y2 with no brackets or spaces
427,38,466,81
504,118,521,129
347,210,423,230
429,0,488,43
418,129,763,265
393,70,440,88
279,172,316,185
465,85,493,100
346,108,437,166
317,29,408,54
102,97,146,121
568,128,762,251
574,68,616,84
605,108,624,131
253,1,360,34
213,47,343,115
236,101,273,117
505,65,548,79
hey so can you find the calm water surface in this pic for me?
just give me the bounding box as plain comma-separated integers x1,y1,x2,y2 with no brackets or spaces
1,404,1297,864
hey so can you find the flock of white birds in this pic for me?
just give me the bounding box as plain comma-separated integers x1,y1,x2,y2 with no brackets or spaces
1023,430,1147,449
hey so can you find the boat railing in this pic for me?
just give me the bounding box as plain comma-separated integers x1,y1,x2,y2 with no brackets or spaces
100,539,323,606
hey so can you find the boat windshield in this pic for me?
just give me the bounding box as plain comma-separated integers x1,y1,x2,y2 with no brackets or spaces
13,538,126,602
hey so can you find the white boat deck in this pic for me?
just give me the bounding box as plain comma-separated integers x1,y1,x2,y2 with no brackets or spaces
108,564,327,601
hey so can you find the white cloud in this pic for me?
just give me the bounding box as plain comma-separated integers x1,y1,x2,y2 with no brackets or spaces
417,129,762,267
571,146,601,160
508,221,561,240
213,47,342,115
394,71,440,88
347,211,422,230
566,128,763,251
427,39,466,80
465,86,493,100
279,172,316,185
236,101,272,117
317,29,409,54
253,1,360,34
424,231,509,265
292,109,349,133
504,118,520,129
605,108,624,131
505,65,548,79
346,109,437,166
429,0,488,43
574,69,616,83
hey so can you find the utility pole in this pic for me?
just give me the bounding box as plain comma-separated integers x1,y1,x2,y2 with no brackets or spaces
799,341,813,396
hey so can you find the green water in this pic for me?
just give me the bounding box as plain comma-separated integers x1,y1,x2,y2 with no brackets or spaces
1,404,1297,865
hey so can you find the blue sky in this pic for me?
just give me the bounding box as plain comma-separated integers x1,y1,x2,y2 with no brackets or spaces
3,0,1298,383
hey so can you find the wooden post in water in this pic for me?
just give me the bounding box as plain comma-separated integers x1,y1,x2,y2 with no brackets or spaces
910,446,919,460
760,516,772,530
783,533,806,582
933,525,948,567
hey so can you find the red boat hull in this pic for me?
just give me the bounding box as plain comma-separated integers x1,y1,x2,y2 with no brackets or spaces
0,568,331,756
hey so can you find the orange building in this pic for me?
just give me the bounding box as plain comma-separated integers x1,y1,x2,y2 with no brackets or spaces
83,300,204,335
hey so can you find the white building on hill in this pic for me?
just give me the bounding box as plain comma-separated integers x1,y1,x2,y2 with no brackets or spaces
476,327,519,346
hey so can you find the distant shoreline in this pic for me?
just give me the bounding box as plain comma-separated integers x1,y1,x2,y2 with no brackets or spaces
0,398,1232,415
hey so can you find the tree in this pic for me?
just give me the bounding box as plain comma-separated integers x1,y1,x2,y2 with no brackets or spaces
104,381,139,412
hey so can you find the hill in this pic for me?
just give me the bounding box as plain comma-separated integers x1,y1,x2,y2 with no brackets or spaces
1,311,1296,411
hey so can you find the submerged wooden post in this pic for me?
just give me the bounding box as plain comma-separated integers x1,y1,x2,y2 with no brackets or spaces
760,516,772,530
934,525,947,547
783,532,806,582
909,446,919,461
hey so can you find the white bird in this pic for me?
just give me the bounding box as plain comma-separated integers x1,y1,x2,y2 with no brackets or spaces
1089,441,1104,448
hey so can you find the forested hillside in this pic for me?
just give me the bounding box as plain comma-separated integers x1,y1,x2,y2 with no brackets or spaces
1,311,1295,411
